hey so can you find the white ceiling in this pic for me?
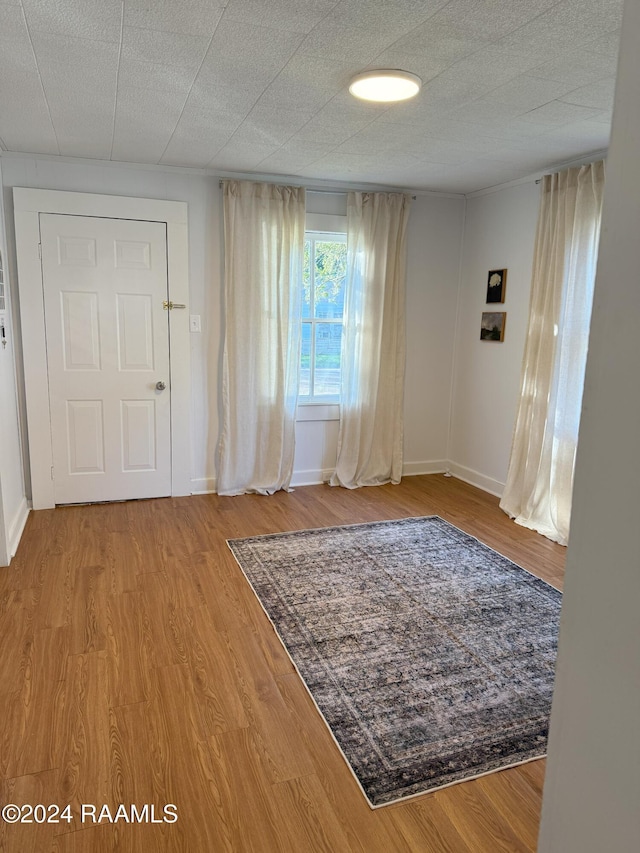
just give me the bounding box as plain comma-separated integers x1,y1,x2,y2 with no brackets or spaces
0,0,622,193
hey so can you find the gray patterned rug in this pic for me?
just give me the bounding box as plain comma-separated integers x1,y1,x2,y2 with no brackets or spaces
227,516,561,807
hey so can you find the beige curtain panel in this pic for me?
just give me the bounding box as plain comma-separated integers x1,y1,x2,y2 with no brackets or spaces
218,180,306,496
330,191,411,489
500,161,605,544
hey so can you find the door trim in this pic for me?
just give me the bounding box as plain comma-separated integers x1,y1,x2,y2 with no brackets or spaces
13,187,191,509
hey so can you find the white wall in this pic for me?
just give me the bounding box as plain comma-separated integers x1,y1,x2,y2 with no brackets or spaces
538,0,640,848
403,194,465,474
449,180,540,495
0,158,28,565
1,156,464,497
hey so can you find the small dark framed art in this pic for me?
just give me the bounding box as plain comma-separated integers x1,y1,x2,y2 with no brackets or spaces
486,268,507,303
481,311,506,342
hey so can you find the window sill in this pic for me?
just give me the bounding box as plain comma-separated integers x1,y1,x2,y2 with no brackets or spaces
296,403,340,422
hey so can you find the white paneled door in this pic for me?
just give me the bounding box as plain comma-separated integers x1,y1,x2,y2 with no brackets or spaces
40,214,171,504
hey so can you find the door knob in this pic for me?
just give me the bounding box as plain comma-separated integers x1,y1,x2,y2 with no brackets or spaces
156,380,166,391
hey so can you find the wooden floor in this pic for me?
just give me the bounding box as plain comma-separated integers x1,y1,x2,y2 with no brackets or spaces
0,475,565,852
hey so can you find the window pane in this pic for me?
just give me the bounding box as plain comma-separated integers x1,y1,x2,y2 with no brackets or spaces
314,241,346,320
314,323,342,396
302,240,311,319
300,321,311,396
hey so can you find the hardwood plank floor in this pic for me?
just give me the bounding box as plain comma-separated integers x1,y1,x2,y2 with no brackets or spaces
0,475,565,852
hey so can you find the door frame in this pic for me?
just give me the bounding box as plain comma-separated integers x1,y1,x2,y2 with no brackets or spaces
13,187,191,509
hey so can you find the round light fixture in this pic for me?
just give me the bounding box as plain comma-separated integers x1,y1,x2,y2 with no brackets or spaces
348,70,422,103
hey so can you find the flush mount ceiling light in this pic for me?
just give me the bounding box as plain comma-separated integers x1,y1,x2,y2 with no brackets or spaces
348,70,422,103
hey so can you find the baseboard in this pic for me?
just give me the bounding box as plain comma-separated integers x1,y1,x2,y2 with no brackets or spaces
8,496,30,558
290,468,333,488
402,460,449,477
190,464,504,497
293,462,450,486
191,473,334,492
447,462,505,498
190,477,217,495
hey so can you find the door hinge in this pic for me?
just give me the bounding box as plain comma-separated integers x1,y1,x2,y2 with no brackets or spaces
51,466,54,480
38,243,42,259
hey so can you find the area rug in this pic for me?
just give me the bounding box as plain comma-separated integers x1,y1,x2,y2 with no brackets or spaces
227,516,562,807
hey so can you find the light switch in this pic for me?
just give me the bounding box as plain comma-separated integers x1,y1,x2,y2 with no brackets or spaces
189,314,201,333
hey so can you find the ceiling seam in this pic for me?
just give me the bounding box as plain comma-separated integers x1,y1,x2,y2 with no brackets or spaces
109,1,126,161
156,7,235,165
19,0,61,156
345,0,580,154
200,4,346,171
248,0,443,175
216,0,439,174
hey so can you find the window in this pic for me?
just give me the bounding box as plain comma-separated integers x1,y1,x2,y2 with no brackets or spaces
300,232,346,401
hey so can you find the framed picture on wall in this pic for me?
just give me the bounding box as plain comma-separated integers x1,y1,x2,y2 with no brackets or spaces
481,311,506,342
486,268,507,303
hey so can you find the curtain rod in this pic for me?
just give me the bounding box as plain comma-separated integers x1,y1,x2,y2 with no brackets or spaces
218,179,416,199
307,188,417,199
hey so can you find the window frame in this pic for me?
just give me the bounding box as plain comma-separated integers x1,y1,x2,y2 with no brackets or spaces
299,228,347,405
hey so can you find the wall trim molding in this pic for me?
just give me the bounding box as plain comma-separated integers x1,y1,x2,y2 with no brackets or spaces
8,496,29,558
191,478,217,495
402,460,448,476
191,463,504,496
0,152,465,199
290,469,333,488
448,462,505,498
465,148,608,200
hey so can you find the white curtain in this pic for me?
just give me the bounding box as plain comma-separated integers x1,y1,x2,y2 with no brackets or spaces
330,191,411,489
500,162,605,544
218,180,305,496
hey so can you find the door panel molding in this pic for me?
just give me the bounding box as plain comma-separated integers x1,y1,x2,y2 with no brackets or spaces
42,214,171,504
13,188,190,509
